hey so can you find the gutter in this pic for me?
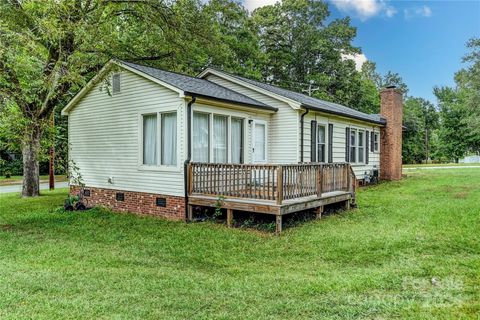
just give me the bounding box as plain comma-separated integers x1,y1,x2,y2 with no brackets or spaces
184,92,278,112
301,104,386,126
300,108,309,163
184,95,196,222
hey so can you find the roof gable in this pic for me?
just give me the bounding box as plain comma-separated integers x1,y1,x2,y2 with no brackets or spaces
119,61,275,111
199,68,385,125
62,60,275,115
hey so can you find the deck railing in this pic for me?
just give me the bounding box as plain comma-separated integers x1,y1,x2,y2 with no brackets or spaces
189,162,356,205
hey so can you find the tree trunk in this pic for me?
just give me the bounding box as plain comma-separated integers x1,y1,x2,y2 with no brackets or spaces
22,123,42,197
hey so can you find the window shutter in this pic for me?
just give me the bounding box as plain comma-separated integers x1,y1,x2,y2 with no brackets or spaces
328,124,333,163
371,131,375,151
345,127,350,162
366,131,369,164
311,120,317,162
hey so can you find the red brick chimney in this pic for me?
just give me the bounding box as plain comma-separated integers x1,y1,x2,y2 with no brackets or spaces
380,86,403,180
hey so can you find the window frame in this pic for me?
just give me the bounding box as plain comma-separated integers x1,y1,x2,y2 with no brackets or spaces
138,110,180,172
317,124,327,163
373,132,380,153
191,111,246,164
212,114,229,163
358,130,365,164
252,119,268,163
112,73,121,95
347,127,369,165
231,117,245,164
349,128,357,163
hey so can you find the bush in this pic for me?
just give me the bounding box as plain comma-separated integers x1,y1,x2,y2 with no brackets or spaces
0,159,23,177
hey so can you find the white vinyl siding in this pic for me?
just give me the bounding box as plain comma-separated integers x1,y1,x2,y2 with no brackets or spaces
68,70,186,196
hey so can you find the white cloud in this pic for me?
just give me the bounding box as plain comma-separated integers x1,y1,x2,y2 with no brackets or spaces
404,5,432,19
342,53,368,71
243,0,279,11
329,0,396,20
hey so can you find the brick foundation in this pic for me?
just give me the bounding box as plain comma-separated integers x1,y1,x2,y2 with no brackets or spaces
380,87,403,180
70,186,185,220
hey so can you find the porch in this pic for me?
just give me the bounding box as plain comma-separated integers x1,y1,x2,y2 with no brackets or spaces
187,162,357,233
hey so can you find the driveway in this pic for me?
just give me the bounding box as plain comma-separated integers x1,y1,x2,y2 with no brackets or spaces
0,182,69,194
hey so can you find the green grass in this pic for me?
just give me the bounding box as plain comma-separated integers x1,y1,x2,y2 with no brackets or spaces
403,163,480,168
0,170,479,319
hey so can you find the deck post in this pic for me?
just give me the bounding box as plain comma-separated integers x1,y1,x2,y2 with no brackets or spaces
227,209,233,228
276,166,284,205
315,206,323,219
344,199,351,210
346,164,351,192
316,164,323,197
188,163,193,194
187,204,193,221
276,215,282,234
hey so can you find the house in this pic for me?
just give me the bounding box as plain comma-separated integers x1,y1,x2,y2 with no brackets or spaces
62,59,403,232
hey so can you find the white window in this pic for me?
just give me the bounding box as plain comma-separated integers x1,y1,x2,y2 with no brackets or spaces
349,129,356,163
143,114,157,165
317,124,326,162
231,118,244,164
161,112,177,165
213,115,228,163
193,112,210,162
192,112,245,163
142,112,177,166
254,122,267,162
374,132,379,152
112,73,121,94
358,130,365,163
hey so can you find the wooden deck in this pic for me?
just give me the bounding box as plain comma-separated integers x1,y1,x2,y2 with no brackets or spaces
187,162,356,233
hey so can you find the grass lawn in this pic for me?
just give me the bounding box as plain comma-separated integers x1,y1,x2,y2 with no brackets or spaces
403,163,480,168
0,170,479,319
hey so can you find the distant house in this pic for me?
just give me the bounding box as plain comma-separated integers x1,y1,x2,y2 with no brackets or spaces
62,60,403,232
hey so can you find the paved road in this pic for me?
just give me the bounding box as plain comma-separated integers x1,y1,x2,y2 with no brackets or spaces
0,182,69,194
403,166,480,170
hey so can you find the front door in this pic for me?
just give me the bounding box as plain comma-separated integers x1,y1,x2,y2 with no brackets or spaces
253,120,267,163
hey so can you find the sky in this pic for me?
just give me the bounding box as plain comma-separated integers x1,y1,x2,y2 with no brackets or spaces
242,0,480,103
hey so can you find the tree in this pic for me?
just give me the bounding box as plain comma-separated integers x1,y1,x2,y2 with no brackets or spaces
402,97,438,163
202,0,264,78
456,38,480,153
250,0,366,109
433,38,480,161
434,87,469,162
0,0,209,196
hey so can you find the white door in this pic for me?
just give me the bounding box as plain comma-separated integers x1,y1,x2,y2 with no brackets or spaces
253,121,267,163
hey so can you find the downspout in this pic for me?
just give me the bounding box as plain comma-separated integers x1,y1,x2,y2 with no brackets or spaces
300,108,309,163
184,96,196,221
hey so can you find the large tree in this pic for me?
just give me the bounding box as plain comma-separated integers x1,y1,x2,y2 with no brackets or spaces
250,0,365,108
433,38,480,161
0,0,211,196
402,97,438,163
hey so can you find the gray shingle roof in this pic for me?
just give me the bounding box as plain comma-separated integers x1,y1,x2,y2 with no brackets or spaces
206,69,386,125
119,61,275,111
